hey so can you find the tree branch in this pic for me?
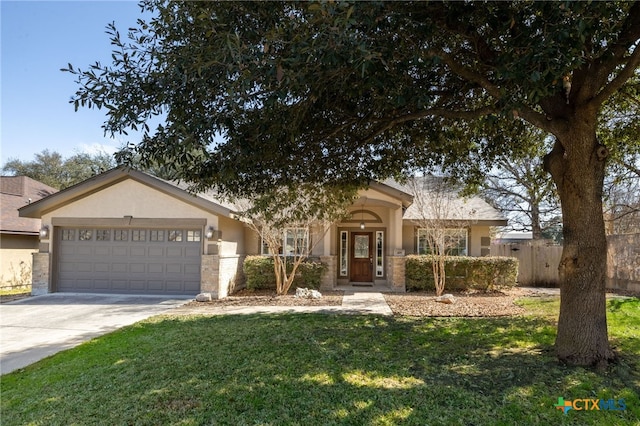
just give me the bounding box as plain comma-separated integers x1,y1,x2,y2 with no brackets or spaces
592,43,640,107
430,51,501,99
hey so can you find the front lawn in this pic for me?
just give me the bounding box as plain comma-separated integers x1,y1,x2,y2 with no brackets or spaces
2,297,638,425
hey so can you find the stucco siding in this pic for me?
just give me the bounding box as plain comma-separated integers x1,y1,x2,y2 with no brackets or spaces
42,179,218,220
469,225,492,256
1,234,38,287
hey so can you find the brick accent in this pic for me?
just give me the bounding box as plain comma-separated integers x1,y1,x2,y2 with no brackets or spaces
320,255,337,291
31,252,50,295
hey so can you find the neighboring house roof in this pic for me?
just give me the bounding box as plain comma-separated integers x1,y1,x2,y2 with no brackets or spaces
1,176,58,235
18,167,235,219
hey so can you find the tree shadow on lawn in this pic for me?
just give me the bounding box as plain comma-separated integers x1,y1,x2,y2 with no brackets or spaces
4,313,639,425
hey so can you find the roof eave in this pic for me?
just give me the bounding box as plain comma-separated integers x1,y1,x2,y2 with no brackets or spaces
18,167,235,219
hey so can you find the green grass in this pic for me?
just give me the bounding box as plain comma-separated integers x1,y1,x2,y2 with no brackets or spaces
2,297,638,425
0,287,30,296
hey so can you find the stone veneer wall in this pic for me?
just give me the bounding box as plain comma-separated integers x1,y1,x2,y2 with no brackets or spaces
31,252,50,296
320,255,337,291
607,234,640,293
201,255,245,299
387,256,406,291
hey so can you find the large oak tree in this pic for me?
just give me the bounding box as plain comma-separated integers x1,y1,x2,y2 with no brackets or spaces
66,1,640,366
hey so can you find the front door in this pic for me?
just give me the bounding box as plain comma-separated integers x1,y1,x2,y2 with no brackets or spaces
350,232,373,282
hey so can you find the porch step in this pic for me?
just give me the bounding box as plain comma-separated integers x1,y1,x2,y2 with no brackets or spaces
351,282,373,287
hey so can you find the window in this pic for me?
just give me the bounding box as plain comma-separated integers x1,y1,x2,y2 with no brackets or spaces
114,230,128,241
417,228,468,256
261,228,309,256
150,230,164,242
96,229,110,241
132,230,146,241
62,229,75,241
79,229,93,241
376,231,384,277
168,230,183,242
187,230,201,242
340,231,348,276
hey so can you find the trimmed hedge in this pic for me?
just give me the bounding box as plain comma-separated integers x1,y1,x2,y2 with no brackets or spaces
243,256,327,291
405,255,519,292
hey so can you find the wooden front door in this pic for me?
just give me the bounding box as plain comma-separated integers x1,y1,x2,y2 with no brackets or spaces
350,232,373,282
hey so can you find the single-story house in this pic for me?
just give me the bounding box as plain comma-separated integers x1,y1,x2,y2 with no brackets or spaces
1,176,58,288
19,167,507,297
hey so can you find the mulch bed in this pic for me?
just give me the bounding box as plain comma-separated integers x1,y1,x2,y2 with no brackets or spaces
184,289,344,307
383,288,529,317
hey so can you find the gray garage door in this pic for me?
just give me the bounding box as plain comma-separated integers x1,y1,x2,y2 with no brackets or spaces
56,227,201,295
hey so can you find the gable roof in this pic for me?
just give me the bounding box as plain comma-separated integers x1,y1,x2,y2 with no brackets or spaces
17,168,507,226
389,176,507,225
1,176,58,235
18,167,235,219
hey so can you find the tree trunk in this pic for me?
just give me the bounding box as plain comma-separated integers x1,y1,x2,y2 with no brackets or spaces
531,202,543,240
544,119,615,367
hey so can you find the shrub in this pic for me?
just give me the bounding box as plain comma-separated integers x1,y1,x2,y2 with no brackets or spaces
405,255,519,292
243,256,327,291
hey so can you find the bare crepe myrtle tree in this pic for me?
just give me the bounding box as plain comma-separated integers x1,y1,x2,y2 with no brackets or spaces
233,184,355,295
409,176,477,296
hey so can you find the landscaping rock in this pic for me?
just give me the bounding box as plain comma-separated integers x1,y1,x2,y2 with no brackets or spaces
435,294,456,304
295,288,322,299
195,292,212,302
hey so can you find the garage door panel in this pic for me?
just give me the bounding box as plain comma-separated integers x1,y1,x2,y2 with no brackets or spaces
166,264,182,274
57,227,202,295
166,247,183,257
59,263,75,273
184,281,200,292
131,247,146,256
94,263,110,273
111,280,129,290
165,280,183,291
148,280,164,290
184,264,200,274
112,263,128,273
95,246,110,256
130,263,146,274
77,263,93,273
185,247,201,257
148,263,163,274
130,280,146,290
112,246,128,256
148,247,164,257
95,279,110,290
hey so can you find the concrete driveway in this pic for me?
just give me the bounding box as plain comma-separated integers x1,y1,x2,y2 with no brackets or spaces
0,293,191,375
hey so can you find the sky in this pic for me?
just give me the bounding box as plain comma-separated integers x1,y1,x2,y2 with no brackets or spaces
1,0,148,165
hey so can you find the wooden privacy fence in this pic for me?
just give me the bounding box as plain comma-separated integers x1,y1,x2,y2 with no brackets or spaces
490,243,562,287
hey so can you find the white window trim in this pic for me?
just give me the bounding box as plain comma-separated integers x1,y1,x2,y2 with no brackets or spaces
261,227,310,256
376,230,384,277
417,228,468,256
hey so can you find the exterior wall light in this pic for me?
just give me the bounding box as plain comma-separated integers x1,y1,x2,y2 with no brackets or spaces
206,226,215,239
39,225,50,239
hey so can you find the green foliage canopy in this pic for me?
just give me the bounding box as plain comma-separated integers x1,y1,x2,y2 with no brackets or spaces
65,1,640,196
2,150,115,190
